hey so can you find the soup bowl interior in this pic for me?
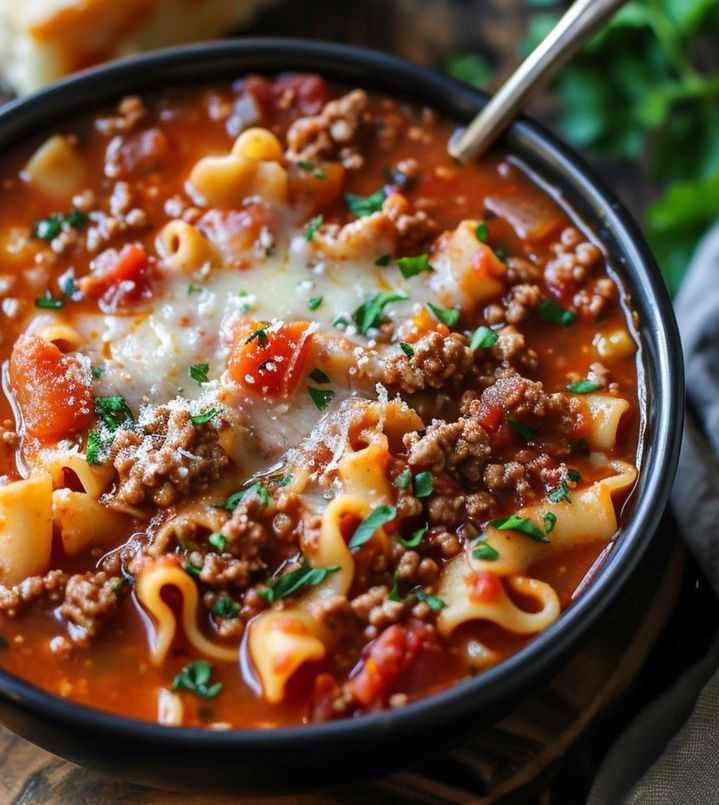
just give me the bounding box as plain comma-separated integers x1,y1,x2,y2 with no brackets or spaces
0,39,683,794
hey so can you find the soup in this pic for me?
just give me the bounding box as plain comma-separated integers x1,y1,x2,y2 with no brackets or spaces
0,75,639,728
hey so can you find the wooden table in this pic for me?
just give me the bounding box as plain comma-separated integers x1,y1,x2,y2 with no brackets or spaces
1,2,705,802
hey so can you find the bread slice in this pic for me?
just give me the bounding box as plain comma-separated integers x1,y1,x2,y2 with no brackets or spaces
0,0,274,95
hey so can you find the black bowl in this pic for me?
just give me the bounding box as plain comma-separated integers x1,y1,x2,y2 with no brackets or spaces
0,39,683,794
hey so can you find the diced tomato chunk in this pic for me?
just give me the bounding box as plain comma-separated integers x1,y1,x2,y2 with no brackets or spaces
9,335,94,441
197,203,272,263
78,243,152,312
475,402,504,433
233,75,329,132
467,569,502,603
349,620,436,707
227,320,313,397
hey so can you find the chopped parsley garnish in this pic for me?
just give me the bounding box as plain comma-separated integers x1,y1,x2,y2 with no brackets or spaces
566,379,601,394
212,596,240,618
308,386,335,410
244,325,270,346
473,542,500,561
543,512,558,534
91,366,105,378
110,577,131,596
171,660,222,699
85,430,104,466
474,221,490,243
415,591,446,612
332,315,349,329
182,561,202,578
188,283,202,295
305,214,324,241
374,253,392,267
345,188,386,218
495,248,507,262
275,474,293,488
189,363,209,385
413,471,433,498
426,302,460,328
540,299,577,326
95,395,134,431
397,254,433,279
307,295,323,311
297,160,326,179
506,417,536,442
394,468,412,490
490,514,551,543
399,342,414,357
387,572,405,603
217,481,270,511
236,290,253,313
208,532,227,552
32,209,87,241
191,406,222,425
549,468,581,503
309,368,330,384
352,291,408,335
35,291,64,309
348,505,396,550
549,481,572,504
258,564,340,604
470,325,499,350
388,572,445,610
397,525,427,549
61,276,77,298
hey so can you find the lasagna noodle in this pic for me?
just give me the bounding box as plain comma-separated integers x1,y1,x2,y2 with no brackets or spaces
582,393,631,450
135,559,237,665
156,220,214,276
189,128,288,208
437,461,638,654
53,489,130,557
471,460,638,578
249,489,396,704
35,447,114,498
22,135,85,199
0,474,53,586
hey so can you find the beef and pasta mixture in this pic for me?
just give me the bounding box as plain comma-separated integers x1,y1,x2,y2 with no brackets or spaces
0,75,640,728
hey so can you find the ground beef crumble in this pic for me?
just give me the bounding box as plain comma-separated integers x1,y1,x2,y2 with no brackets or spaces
59,571,122,647
381,331,473,394
404,417,492,483
382,192,439,254
109,405,229,507
286,89,373,170
0,570,67,617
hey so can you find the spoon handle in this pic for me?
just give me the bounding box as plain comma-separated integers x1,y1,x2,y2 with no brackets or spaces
448,0,630,163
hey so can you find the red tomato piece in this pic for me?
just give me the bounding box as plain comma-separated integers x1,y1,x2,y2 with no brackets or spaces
78,243,152,312
227,320,313,397
475,402,504,434
233,75,329,131
349,620,435,708
9,335,94,441
467,569,502,603
197,203,272,264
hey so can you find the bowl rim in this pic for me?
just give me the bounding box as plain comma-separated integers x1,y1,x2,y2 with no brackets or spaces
0,37,684,750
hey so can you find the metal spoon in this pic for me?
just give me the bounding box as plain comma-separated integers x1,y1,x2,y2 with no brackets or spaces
448,0,630,163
